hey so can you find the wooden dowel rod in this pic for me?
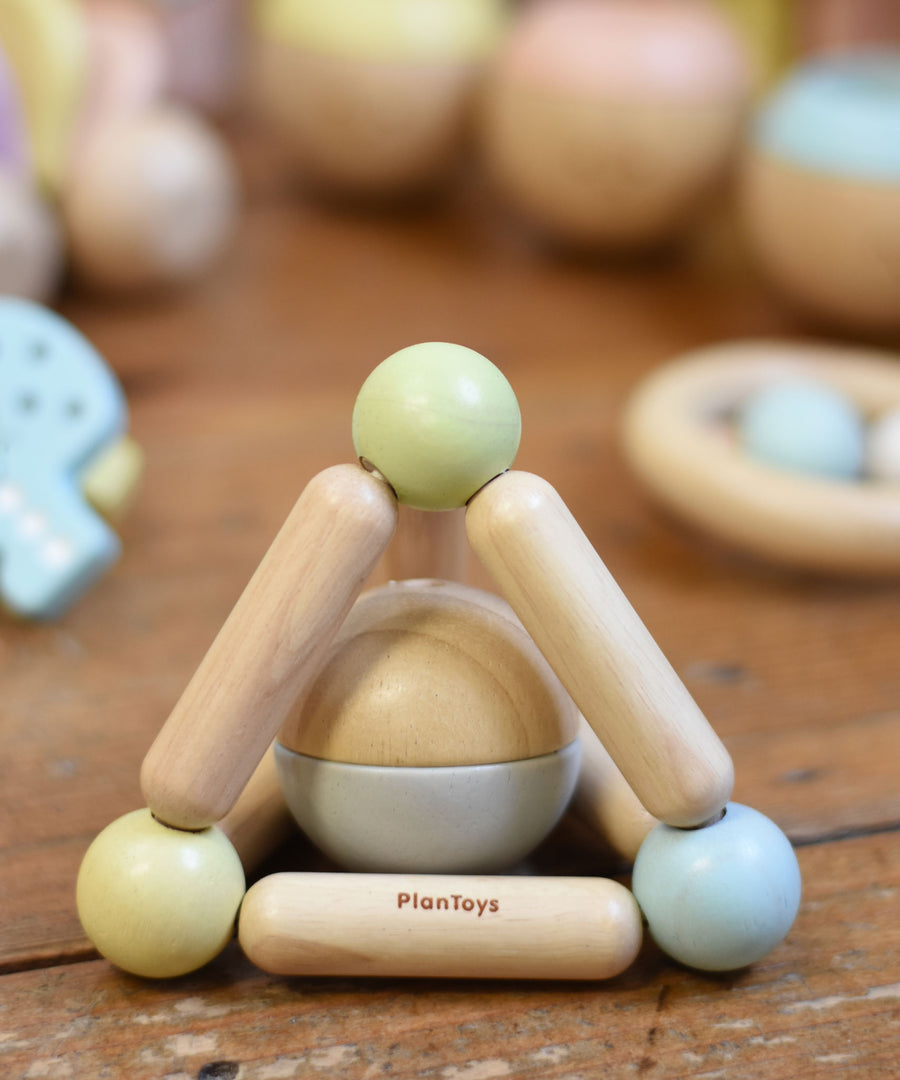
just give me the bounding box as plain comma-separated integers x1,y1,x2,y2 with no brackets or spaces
141,464,398,830
238,871,642,980
569,716,657,862
218,745,295,873
466,470,733,827
371,505,469,586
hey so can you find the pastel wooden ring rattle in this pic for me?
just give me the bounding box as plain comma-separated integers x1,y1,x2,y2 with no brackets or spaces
77,342,800,981
622,340,900,576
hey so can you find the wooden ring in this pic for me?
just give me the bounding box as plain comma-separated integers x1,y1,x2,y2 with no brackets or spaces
621,340,900,576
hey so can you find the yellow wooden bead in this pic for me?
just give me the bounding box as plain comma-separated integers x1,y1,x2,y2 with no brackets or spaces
76,809,245,978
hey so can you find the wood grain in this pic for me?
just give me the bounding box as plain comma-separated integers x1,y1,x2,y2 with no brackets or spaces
2,834,899,1078
1,118,899,1077
467,470,734,827
140,463,398,829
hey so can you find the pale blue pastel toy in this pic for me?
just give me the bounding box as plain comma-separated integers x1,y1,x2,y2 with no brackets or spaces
632,802,802,972
0,298,126,617
754,51,900,182
738,379,865,480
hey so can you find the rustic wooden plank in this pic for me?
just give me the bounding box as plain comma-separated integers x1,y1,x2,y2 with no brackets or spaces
0,832,897,1079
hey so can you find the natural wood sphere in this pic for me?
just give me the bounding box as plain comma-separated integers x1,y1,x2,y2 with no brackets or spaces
63,107,238,293
279,578,579,767
252,0,506,197
481,0,750,249
741,52,900,332
76,809,245,978
742,153,900,332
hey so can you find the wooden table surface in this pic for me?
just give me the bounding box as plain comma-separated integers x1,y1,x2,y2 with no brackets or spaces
2,124,899,1080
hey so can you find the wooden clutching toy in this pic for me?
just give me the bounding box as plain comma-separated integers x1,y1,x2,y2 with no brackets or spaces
77,342,801,982
0,298,142,618
623,340,900,576
0,0,238,295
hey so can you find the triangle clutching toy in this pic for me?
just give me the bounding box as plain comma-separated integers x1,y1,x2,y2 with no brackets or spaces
77,342,801,981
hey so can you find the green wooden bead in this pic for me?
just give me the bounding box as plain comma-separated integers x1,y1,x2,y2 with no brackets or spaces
76,809,246,978
352,342,521,510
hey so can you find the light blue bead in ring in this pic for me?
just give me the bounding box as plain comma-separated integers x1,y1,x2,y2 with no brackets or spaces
753,50,900,181
632,802,802,972
738,379,865,480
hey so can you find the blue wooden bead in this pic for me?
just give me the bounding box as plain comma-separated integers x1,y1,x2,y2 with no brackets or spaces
632,802,801,971
738,379,865,480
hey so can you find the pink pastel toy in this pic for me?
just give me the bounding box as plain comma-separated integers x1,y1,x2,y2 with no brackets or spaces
60,0,239,293
481,0,751,249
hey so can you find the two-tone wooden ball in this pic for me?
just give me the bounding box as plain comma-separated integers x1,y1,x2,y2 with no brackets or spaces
742,50,900,332
275,578,582,873
252,0,507,198
481,0,750,249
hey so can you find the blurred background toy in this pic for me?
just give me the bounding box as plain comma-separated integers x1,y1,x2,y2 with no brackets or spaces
0,0,239,296
146,0,246,116
741,50,900,334
77,342,800,981
709,0,792,91
251,0,508,200
480,0,751,251
0,299,142,619
622,340,900,576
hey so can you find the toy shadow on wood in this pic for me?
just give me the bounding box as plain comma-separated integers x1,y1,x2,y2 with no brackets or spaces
77,342,801,982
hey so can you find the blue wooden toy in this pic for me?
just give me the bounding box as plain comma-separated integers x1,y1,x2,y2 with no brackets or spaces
0,298,127,618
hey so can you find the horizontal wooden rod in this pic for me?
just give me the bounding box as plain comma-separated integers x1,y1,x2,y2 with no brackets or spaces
239,871,642,980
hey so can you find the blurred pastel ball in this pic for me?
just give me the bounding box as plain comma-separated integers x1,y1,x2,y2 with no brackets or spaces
633,802,802,971
738,380,865,480
256,0,506,61
754,50,900,180
65,108,238,292
76,808,245,978
352,342,521,510
499,0,749,100
867,408,900,483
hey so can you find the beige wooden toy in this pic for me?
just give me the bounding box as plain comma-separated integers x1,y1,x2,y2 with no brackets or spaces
481,0,750,250
622,340,900,576
252,0,507,198
741,51,900,333
78,342,806,981
0,0,238,295
276,577,582,873
61,0,238,293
